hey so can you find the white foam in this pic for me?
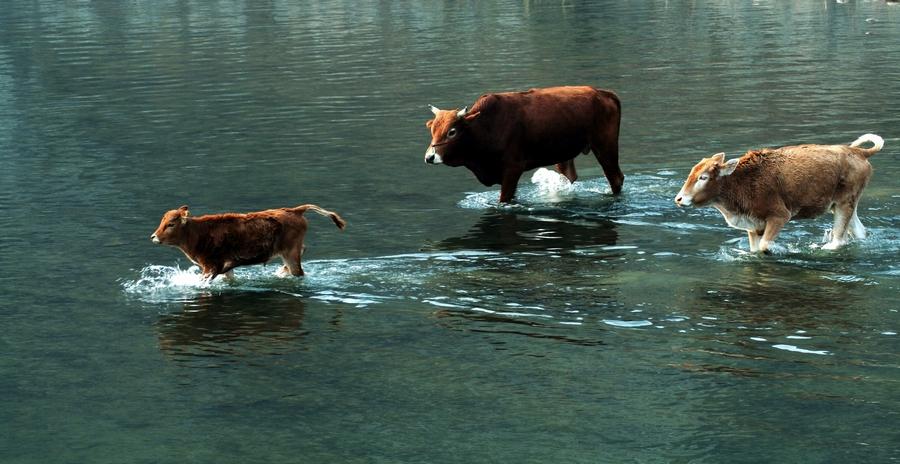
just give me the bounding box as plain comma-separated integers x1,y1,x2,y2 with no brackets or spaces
603,319,653,328
121,264,214,302
470,307,553,319
772,344,831,355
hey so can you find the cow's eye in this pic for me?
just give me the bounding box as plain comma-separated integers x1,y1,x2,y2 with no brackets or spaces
699,174,709,181
166,222,177,228
447,128,458,139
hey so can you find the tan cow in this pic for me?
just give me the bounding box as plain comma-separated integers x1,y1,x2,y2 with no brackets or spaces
675,134,883,253
151,204,346,280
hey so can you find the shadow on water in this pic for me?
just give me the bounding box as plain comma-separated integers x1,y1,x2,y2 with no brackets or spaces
155,291,321,364
423,209,619,253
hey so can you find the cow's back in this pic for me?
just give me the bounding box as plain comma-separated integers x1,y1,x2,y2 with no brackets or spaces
729,146,872,219
474,86,619,167
195,210,307,264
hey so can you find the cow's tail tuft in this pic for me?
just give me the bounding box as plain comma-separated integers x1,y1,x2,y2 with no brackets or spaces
849,133,884,158
293,204,347,230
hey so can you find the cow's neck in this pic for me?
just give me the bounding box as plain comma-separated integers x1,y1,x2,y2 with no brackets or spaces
464,153,503,186
177,219,206,257
713,169,754,216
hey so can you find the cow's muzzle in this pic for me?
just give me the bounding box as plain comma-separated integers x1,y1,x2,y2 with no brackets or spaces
151,234,160,244
424,146,443,165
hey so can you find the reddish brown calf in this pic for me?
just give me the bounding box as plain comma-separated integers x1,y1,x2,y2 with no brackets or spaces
151,204,346,280
675,134,883,253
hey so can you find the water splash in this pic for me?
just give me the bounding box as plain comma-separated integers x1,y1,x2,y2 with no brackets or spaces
530,167,574,196
121,264,213,302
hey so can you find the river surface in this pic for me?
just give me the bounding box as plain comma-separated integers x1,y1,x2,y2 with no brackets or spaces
2,1,899,462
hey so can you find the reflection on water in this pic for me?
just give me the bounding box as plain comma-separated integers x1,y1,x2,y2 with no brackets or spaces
156,291,311,364
424,210,618,252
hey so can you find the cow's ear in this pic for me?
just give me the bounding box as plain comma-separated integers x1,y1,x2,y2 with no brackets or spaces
178,205,190,223
463,111,481,122
719,158,739,177
425,119,433,128
710,152,726,164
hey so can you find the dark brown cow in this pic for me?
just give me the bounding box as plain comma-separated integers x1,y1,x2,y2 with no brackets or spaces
675,134,883,253
150,204,346,280
424,86,623,203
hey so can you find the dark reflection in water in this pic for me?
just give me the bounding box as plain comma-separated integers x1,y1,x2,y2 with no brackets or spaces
694,263,864,327
156,291,313,362
424,210,618,252
433,309,606,348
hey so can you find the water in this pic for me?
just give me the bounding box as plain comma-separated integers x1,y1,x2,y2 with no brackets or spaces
2,1,899,462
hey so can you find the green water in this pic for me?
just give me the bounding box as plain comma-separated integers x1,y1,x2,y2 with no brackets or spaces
1,1,898,462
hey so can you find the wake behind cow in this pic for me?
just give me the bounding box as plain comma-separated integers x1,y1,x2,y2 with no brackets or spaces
424,86,623,203
150,204,346,281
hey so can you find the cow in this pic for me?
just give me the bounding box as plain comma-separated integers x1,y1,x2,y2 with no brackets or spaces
674,134,884,253
150,204,346,280
424,86,623,203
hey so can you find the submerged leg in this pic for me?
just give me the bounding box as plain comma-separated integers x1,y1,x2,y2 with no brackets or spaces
848,205,866,239
823,203,854,250
591,140,624,194
554,159,578,183
278,244,305,277
499,168,524,204
758,217,788,254
747,230,761,252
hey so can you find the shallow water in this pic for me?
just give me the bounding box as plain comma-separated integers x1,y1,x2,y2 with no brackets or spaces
2,1,899,462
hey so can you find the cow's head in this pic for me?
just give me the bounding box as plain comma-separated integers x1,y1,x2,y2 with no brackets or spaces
675,153,739,207
151,205,190,245
424,105,480,166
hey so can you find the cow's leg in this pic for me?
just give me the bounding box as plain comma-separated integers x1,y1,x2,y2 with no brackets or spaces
554,160,578,183
499,168,524,204
848,204,866,239
591,140,624,194
758,216,788,254
747,230,761,252
201,264,221,282
823,203,854,250
279,245,305,277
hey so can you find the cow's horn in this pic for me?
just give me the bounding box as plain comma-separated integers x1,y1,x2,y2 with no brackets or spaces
456,106,468,119
429,105,440,116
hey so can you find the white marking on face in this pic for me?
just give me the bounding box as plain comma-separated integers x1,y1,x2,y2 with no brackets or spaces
425,146,443,164
676,172,712,206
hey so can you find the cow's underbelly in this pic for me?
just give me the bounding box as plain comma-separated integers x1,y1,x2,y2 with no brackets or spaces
715,206,766,232
792,203,830,219
525,137,588,166
233,250,278,266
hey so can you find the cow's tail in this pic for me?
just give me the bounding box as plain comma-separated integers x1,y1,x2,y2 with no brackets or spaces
292,204,347,230
849,133,884,158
